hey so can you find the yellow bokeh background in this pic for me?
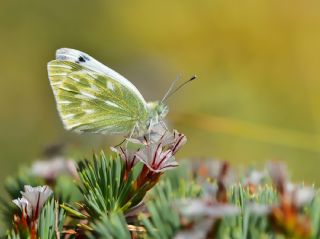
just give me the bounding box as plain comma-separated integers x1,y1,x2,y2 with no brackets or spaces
1,0,320,184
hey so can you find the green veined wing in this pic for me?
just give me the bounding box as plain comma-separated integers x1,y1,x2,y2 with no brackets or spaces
48,60,82,93
48,60,149,134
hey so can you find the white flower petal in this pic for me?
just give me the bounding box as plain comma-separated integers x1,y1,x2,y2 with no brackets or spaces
178,199,240,218
292,186,315,207
247,203,272,215
31,157,76,179
13,197,32,219
21,185,53,218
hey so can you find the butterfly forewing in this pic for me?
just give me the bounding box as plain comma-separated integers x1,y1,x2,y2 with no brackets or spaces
48,60,83,93
55,48,146,103
48,61,149,134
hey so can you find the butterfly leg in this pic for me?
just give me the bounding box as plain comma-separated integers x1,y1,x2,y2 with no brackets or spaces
124,122,139,147
160,120,168,131
113,138,126,148
113,123,138,148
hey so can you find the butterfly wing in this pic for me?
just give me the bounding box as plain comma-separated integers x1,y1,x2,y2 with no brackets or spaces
48,60,149,134
47,60,82,93
55,48,146,104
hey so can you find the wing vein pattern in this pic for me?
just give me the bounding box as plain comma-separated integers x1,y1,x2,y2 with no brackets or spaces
48,57,149,134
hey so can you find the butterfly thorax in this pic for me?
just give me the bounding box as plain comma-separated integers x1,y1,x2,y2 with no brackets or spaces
146,101,169,127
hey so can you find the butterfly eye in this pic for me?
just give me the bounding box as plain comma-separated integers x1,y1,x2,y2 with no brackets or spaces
157,105,168,118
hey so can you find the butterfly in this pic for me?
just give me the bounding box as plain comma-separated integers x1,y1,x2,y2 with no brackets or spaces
48,48,175,136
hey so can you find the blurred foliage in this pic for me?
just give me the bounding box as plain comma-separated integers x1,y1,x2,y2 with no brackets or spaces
2,147,318,238
1,0,320,185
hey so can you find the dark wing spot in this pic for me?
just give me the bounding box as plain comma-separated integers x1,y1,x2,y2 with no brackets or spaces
78,56,86,62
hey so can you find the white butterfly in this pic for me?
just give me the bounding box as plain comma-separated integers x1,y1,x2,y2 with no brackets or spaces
47,48,169,136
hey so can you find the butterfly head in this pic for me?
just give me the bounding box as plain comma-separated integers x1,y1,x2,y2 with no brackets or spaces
147,101,169,121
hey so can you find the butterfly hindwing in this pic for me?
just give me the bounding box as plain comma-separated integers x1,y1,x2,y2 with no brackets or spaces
48,61,149,134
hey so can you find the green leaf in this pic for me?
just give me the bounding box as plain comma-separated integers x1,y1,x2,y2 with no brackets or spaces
75,151,149,220
37,199,65,239
60,203,87,219
90,212,133,239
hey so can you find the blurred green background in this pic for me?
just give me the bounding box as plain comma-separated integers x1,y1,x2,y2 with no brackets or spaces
1,0,320,184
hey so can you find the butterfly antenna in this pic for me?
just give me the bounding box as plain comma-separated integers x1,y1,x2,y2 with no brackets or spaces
162,75,197,102
161,74,181,103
